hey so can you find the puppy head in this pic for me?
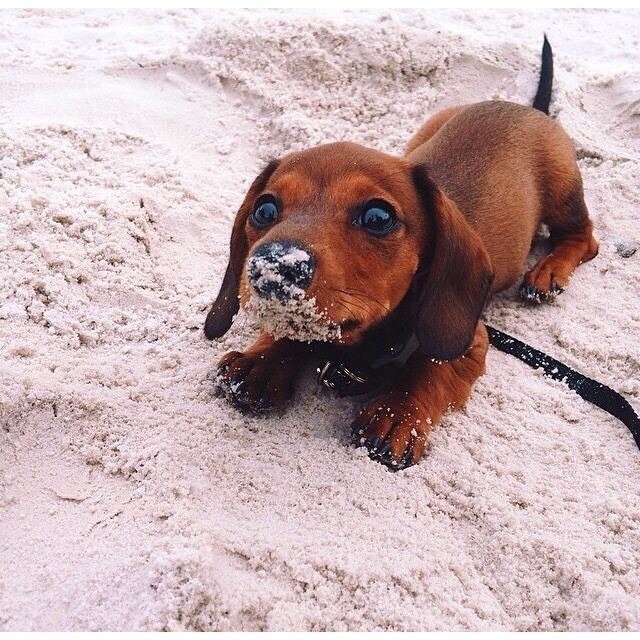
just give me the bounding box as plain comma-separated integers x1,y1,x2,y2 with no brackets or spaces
205,143,493,360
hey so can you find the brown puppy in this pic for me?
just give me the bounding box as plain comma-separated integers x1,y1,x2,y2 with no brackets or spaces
204,39,598,469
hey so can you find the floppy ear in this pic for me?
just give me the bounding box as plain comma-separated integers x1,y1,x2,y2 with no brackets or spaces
204,159,280,339
410,164,494,361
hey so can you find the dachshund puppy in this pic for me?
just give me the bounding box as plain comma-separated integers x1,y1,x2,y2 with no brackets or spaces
204,38,598,469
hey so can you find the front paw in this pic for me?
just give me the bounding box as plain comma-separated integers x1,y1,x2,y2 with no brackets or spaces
214,347,296,414
350,392,431,470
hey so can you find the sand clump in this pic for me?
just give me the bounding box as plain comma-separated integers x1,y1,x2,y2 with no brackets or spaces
247,293,342,343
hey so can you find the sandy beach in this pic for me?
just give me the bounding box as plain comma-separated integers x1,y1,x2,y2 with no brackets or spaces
1,9,639,631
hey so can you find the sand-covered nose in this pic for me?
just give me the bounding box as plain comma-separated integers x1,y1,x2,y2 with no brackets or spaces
247,241,315,300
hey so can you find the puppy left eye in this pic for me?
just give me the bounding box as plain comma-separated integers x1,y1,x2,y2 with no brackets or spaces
356,201,397,236
250,195,279,228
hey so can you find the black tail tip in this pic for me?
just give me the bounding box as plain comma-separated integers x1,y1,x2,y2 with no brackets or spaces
532,34,554,114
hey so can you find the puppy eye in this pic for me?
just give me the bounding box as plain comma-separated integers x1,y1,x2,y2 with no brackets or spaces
356,200,397,236
250,195,279,228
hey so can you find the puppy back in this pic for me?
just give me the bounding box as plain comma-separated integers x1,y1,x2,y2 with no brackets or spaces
407,101,579,292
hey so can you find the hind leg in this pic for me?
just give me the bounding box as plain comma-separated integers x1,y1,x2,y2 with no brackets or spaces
521,181,598,303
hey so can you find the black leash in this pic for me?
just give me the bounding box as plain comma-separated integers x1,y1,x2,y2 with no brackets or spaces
486,324,640,450
317,324,640,451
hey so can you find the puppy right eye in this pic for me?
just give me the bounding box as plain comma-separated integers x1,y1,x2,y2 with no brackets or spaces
355,199,397,236
250,195,279,228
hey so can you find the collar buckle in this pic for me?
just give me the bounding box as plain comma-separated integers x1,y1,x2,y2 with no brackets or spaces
317,361,369,396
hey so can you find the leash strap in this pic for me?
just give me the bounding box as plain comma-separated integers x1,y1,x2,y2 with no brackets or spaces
486,324,640,450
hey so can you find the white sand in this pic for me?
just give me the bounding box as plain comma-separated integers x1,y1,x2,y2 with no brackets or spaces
1,9,639,631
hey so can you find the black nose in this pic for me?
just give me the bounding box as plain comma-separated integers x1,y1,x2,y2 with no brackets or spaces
247,241,314,300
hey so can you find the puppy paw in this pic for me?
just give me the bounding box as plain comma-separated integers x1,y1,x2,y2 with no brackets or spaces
350,392,431,470
519,281,563,304
520,257,566,304
213,346,298,414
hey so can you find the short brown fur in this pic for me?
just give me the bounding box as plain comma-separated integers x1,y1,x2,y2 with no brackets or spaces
206,99,598,470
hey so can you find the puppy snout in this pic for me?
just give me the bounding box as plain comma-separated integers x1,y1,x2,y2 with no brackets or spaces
247,240,314,300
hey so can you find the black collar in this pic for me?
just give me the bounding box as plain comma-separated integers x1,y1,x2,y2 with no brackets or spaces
316,328,420,397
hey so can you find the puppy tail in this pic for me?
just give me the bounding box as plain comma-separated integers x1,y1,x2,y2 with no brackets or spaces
532,34,553,114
